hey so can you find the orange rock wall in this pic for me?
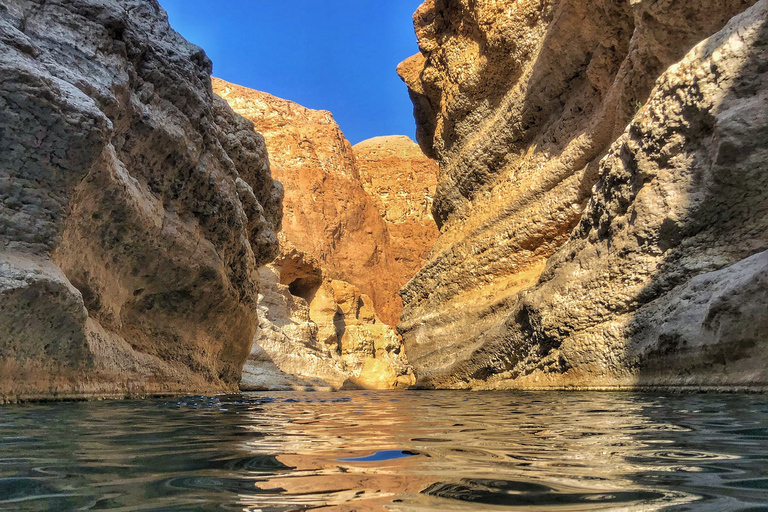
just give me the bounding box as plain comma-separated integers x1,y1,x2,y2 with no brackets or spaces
354,136,439,282
214,78,438,326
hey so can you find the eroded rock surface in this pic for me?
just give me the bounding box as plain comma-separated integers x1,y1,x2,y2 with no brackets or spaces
213,79,438,327
398,0,767,388
241,239,415,390
213,79,437,389
0,0,281,401
354,136,439,280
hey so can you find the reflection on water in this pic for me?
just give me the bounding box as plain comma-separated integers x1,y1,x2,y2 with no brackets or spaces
1,391,767,511
338,450,418,462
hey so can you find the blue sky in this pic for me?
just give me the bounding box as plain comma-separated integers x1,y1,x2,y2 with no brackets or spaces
158,0,424,145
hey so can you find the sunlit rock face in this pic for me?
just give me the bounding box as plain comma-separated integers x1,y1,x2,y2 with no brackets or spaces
0,0,282,401
239,239,416,391
240,238,416,391
398,0,768,388
213,79,439,327
214,79,437,389
353,136,440,280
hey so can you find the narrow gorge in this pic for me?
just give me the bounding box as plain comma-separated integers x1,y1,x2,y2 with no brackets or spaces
213,78,438,390
2,2,768,510
1,0,766,401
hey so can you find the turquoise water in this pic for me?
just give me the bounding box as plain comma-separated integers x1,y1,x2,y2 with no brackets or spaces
1,391,767,511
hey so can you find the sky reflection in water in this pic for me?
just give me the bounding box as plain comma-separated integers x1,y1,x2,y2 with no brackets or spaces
1,391,767,511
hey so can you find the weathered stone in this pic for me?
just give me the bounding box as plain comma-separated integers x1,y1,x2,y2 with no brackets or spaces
0,0,281,402
240,243,415,391
240,265,347,391
399,0,767,388
213,79,438,327
213,79,435,390
343,357,399,390
354,136,440,280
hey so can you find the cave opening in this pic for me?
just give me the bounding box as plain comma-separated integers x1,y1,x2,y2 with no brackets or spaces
288,277,322,303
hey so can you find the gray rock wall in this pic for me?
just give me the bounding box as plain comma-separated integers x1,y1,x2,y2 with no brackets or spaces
0,0,281,401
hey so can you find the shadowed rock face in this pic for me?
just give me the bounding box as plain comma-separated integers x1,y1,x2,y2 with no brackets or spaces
398,0,767,388
0,0,282,401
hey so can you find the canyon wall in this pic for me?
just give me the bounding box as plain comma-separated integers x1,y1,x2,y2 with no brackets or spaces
213,79,438,326
354,135,439,280
214,79,437,389
398,0,768,388
242,239,416,390
0,0,282,402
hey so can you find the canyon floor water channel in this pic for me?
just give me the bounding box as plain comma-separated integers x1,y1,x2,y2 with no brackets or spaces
1,391,767,511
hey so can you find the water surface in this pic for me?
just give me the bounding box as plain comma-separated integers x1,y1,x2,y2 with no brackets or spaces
1,391,767,511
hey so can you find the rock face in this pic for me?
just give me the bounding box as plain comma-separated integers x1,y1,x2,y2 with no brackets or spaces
213,79,439,327
0,0,282,402
398,0,768,388
239,263,348,391
213,80,437,389
240,239,415,390
354,136,439,280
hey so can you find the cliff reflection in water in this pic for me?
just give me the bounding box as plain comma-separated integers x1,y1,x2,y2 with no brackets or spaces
1,391,767,511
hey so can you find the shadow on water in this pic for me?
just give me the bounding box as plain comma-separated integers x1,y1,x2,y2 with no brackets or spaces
422,479,665,508
1,391,767,511
628,393,768,511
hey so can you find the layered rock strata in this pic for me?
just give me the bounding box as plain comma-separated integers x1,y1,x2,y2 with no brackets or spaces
213,78,439,326
0,0,281,402
398,0,768,388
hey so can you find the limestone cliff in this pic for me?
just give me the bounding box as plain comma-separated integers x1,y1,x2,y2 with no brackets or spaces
213,79,439,327
241,238,415,391
354,136,439,279
213,80,437,389
0,0,282,402
398,0,767,388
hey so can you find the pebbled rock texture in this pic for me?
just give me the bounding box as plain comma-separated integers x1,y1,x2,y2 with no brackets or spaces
398,0,767,388
213,78,439,327
0,0,282,401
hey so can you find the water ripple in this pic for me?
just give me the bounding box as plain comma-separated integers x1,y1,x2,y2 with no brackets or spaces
0,391,767,511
